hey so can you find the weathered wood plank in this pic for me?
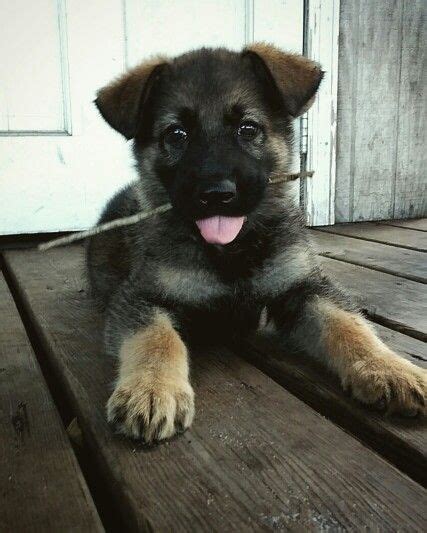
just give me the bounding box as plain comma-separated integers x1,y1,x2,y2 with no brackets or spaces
319,222,427,251
4,247,427,531
334,0,359,222
310,230,427,283
336,0,403,222
320,256,427,341
0,274,102,532
383,219,427,232
394,0,427,220
242,321,427,485
373,323,427,368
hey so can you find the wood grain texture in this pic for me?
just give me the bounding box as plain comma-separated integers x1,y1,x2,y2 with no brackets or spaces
336,0,403,222
304,0,340,226
394,0,427,220
374,323,427,367
0,274,102,532
310,230,427,282
335,0,360,223
383,218,427,231
242,322,427,485
319,222,427,251
335,0,426,221
3,247,427,531
320,256,427,341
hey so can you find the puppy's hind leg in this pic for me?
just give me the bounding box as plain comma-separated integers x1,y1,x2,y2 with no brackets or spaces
105,283,194,442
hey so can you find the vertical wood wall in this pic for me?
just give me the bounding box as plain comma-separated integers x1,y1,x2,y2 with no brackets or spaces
335,0,426,222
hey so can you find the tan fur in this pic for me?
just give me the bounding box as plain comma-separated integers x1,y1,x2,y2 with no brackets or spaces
267,134,290,170
95,55,168,139
317,301,427,415
156,265,227,303
107,311,194,442
246,42,323,116
253,243,313,298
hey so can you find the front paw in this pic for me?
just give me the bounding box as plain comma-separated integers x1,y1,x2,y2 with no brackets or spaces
342,354,426,416
107,375,195,443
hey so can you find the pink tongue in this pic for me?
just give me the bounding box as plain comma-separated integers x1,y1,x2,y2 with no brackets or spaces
195,216,245,244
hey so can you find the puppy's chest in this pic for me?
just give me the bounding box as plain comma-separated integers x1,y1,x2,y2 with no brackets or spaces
152,264,262,340
149,226,293,304
153,257,294,306
154,264,231,304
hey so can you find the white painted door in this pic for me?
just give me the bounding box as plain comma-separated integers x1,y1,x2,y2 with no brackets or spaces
0,0,336,235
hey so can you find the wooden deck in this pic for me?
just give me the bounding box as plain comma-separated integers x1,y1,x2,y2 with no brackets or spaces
1,219,426,531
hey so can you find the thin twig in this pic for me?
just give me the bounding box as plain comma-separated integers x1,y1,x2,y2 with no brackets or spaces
269,170,313,184
38,171,314,252
38,204,172,251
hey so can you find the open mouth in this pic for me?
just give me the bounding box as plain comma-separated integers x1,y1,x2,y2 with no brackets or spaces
195,215,246,245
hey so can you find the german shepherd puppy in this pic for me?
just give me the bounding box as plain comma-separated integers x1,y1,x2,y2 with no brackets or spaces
87,44,426,443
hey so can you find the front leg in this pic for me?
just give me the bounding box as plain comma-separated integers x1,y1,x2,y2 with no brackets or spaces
269,275,426,416
105,285,194,442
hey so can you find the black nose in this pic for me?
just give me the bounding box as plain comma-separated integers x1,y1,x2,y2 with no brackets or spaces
199,180,237,206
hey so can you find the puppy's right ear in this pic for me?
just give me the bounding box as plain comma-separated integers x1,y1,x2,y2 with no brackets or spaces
95,56,168,140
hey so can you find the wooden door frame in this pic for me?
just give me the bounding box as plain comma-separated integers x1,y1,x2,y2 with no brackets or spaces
303,0,340,226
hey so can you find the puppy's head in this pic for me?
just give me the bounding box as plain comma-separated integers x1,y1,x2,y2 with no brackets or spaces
95,44,323,245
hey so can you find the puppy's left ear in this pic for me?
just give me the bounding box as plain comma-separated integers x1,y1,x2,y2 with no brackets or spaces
95,56,168,139
243,43,324,117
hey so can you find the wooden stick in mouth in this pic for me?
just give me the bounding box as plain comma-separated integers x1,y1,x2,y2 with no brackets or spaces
38,171,314,251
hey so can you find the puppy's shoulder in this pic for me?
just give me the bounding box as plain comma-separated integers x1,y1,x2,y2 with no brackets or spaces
98,181,141,224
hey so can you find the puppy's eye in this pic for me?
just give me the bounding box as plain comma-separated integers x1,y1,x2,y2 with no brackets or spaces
163,125,188,146
237,121,260,140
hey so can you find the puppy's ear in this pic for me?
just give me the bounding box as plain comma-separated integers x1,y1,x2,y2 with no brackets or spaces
95,56,168,139
243,43,323,117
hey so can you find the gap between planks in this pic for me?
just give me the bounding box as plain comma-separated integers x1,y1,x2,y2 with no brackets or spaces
1,261,130,533
0,272,103,532
319,256,427,342
310,230,427,284
317,222,427,252
382,219,427,232
240,327,427,487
